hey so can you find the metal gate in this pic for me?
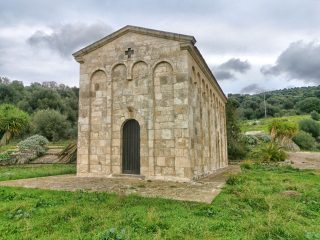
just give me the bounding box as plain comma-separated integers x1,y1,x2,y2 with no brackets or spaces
122,119,140,174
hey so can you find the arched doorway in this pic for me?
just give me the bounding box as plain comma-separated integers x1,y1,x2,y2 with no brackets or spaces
122,119,140,174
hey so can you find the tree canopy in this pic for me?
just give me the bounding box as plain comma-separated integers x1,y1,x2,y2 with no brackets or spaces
0,77,78,142
229,85,320,120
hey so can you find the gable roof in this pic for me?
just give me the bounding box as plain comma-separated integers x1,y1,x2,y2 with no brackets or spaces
72,25,196,57
73,25,227,101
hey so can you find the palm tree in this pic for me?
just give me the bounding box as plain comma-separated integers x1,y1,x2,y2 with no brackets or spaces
269,119,298,149
0,104,30,145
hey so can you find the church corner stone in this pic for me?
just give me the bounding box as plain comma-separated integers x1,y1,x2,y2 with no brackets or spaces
74,26,228,181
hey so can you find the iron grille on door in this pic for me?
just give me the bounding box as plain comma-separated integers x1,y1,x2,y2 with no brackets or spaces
122,119,140,174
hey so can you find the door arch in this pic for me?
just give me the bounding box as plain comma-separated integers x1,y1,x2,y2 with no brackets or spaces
122,119,140,174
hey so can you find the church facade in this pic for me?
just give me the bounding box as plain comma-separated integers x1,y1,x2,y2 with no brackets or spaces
73,26,228,181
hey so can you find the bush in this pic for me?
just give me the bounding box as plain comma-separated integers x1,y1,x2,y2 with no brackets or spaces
296,97,320,113
268,119,298,140
226,175,244,185
256,134,272,143
227,138,248,160
240,160,254,170
311,111,320,121
0,152,11,161
17,135,49,156
299,119,320,138
98,228,126,240
32,110,71,141
292,131,316,150
243,135,258,146
250,142,287,162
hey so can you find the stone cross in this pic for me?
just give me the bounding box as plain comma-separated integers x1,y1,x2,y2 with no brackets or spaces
125,48,134,58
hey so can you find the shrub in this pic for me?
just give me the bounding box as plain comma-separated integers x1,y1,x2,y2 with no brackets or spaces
227,137,248,160
0,152,11,161
240,160,254,170
226,175,244,185
299,119,320,138
296,97,320,113
310,111,320,121
268,119,298,140
98,228,126,240
250,142,287,162
293,131,316,150
32,109,71,141
243,134,272,149
256,134,272,143
17,135,49,156
243,135,258,146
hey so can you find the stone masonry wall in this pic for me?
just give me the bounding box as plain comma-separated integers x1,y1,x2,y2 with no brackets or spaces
77,32,191,180
76,31,227,180
187,54,228,179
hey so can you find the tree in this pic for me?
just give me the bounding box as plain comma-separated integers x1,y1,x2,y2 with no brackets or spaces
311,111,320,121
0,104,30,145
32,109,71,141
296,97,320,113
226,98,247,160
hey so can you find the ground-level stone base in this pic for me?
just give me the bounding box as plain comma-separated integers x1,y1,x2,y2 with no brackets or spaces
0,165,240,203
76,165,229,183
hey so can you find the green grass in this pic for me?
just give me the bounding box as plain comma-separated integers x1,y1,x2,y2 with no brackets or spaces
0,142,18,153
48,139,75,148
241,115,310,133
0,164,319,239
0,164,76,181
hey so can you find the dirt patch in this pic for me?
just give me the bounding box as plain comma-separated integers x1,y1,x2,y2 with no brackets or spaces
287,152,320,170
281,190,301,198
0,165,240,203
31,155,60,164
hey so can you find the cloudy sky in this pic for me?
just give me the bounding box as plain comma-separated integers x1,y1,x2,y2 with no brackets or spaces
1,0,320,94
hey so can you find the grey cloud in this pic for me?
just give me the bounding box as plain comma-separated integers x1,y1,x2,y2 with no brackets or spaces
219,58,251,73
214,70,234,80
261,41,320,84
241,84,266,94
28,22,113,57
213,58,251,81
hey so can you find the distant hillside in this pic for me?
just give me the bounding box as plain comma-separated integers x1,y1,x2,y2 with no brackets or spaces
228,85,320,120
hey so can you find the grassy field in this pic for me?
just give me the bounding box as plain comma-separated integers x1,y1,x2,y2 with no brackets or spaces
0,164,76,181
0,164,319,239
241,115,310,133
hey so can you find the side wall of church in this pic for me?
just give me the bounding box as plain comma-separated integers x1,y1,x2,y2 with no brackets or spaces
187,54,228,179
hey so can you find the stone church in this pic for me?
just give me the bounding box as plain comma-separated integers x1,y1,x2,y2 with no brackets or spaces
73,25,228,181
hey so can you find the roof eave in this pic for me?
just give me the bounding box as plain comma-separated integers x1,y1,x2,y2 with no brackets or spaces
180,42,227,102
72,25,196,58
